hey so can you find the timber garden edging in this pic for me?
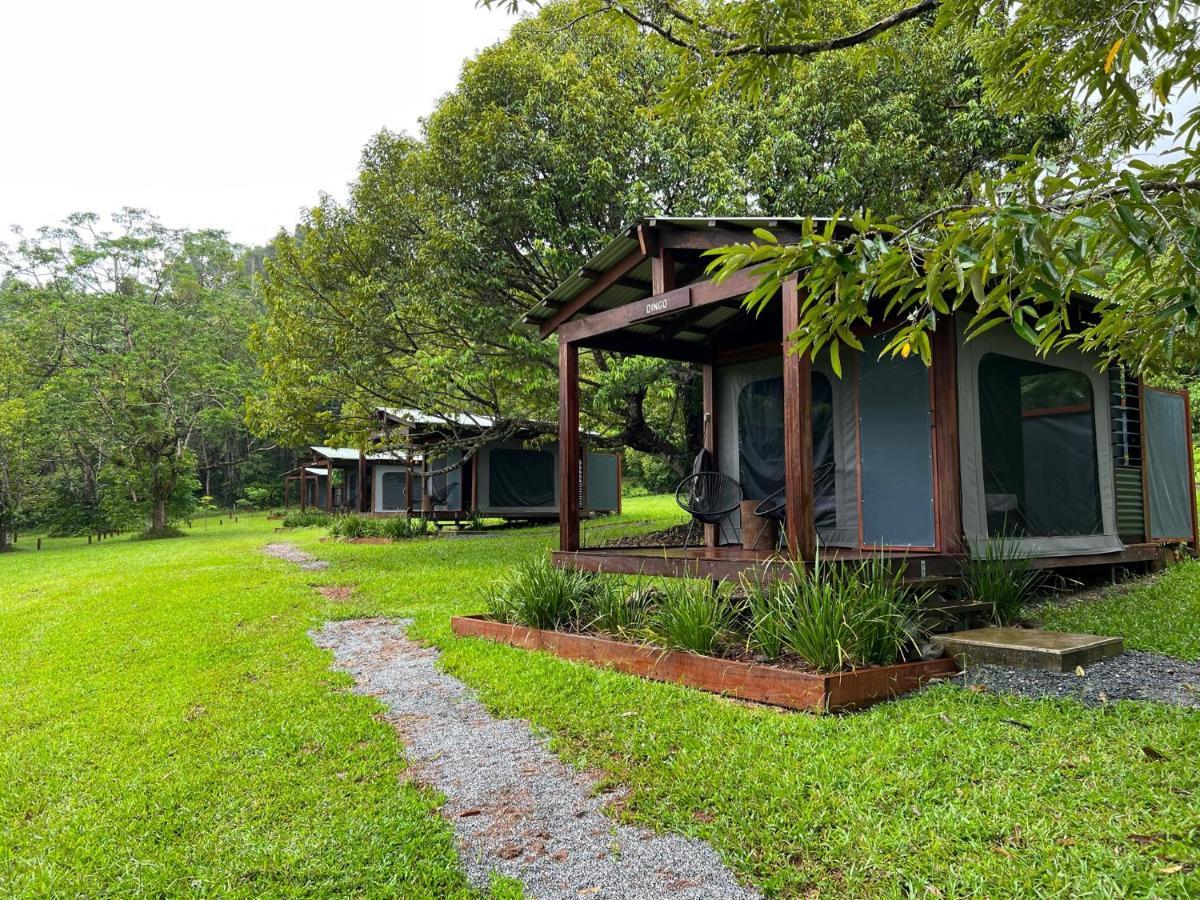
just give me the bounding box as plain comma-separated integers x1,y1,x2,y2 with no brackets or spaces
450,614,959,712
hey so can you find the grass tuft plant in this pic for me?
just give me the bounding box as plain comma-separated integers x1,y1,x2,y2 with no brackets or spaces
746,559,925,672
961,539,1044,625
586,578,656,638
483,554,596,631
648,579,734,655
281,510,333,528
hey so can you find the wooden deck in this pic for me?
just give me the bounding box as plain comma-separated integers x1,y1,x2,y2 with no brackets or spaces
554,542,1170,584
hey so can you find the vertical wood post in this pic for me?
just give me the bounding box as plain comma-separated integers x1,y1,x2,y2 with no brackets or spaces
300,472,307,511
702,361,718,548
326,459,334,511
405,465,413,516
358,451,367,513
651,246,675,295
931,316,964,553
559,339,581,552
782,276,816,561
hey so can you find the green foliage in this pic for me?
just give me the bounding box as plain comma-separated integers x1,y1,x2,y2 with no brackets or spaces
961,540,1045,626
743,559,923,672
585,579,656,638
559,0,1200,373
648,579,735,656
281,510,333,529
483,554,598,631
0,212,267,534
253,0,1069,474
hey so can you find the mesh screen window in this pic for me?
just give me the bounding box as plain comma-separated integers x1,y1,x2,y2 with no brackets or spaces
979,354,1102,538
735,374,836,526
489,448,555,507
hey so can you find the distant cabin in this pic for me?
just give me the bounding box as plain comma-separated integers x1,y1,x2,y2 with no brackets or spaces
283,411,621,524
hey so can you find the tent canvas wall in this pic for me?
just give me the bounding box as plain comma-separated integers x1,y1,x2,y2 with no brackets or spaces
531,216,1197,581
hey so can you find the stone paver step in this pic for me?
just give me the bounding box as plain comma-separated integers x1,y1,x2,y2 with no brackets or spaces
938,627,1124,673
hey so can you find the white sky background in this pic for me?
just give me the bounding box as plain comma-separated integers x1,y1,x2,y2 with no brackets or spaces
0,0,514,246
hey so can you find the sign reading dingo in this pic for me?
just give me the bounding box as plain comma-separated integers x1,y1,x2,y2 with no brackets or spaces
630,286,691,322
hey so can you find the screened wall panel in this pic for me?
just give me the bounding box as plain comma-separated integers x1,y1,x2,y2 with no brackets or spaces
716,357,858,546
858,336,936,547
978,354,1102,538
585,453,620,511
956,313,1121,556
1143,388,1196,541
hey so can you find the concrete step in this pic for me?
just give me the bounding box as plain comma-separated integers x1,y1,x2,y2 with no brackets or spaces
938,627,1124,673
918,596,992,634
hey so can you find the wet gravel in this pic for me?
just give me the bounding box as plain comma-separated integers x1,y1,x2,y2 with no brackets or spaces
958,651,1200,708
313,618,758,900
263,542,329,571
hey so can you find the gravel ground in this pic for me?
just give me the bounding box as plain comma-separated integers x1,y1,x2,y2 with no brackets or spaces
313,618,759,900
957,651,1200,708
263,542,329,571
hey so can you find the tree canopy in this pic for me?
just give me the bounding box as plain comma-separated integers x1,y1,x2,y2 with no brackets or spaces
491,0,1200,372
0,211,270,539
253,0,1076,475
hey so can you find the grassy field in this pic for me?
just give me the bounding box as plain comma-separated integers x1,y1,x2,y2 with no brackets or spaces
2,497,1199,897
1040,561,1200,661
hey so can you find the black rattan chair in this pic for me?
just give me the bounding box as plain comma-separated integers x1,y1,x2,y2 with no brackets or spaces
675,471,743,548
753,485,787,550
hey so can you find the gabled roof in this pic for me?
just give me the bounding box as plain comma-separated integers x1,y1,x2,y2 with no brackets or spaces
524,217,823,331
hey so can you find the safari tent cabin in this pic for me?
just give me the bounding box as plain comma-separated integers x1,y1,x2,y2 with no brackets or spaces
283,446,418,514
529,216,1198,581
377,409,623,523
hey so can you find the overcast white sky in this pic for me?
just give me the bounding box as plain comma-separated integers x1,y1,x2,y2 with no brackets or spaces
0,1,515,246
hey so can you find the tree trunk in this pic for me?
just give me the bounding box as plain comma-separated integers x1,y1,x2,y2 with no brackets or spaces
151,497,168,532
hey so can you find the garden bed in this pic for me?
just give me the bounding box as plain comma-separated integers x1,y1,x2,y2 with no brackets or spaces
451,615,958,712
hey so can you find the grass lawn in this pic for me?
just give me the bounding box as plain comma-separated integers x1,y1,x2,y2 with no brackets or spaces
1039,561,1200,661
3,496,1199,897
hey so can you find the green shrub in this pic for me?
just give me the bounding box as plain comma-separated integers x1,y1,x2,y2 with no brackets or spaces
648,579,734,655
741,570,789,661
754,559,924,673
586,578,656,638
281,510,333,529
379,516,429,540
961,540,1043,625
836,557,924,667
484,555,596,631
774,562,855,672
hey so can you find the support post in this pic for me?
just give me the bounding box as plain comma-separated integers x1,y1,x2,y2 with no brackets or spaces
358,451,367,513
702,361,718,548
300,472,307,511
559,339,581,552
782,276,816,561
326,458,334,511
931,315,964,553
405,465,413,516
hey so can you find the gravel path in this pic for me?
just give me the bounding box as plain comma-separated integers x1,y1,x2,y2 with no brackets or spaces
313,618,758,900
958,651,1200,708
263,542,329,571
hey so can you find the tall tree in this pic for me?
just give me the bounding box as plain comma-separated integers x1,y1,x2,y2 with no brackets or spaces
253,0,1074,471
495,0,1200,371
1,211,263,534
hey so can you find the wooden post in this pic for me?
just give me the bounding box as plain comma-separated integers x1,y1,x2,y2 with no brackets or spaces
471,453,479,512
358,451,367,513
37,538,42,551
326,458,334,511
702,361,718,548
559,339,581,552
782,276,816,561
405,465,413,515
616,453,624,515
651,246,675,295
299,471,307,511
931,315,964,553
